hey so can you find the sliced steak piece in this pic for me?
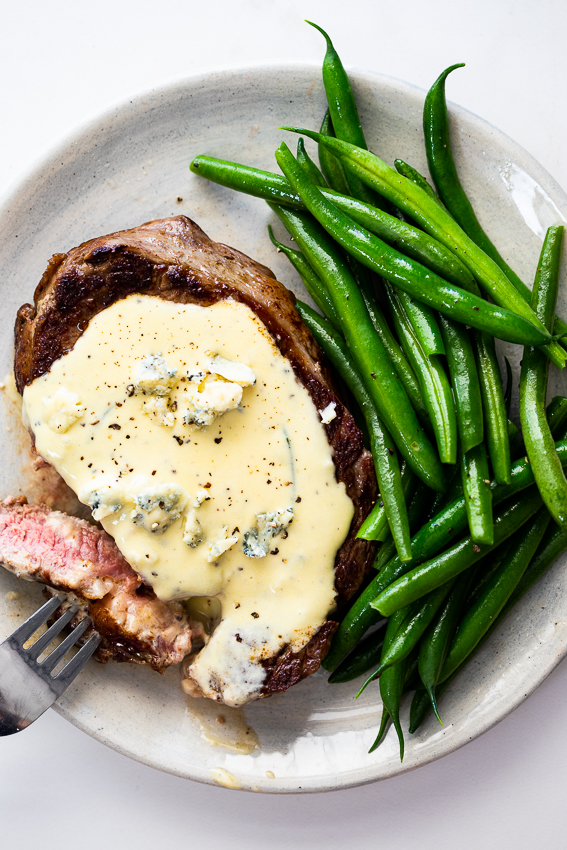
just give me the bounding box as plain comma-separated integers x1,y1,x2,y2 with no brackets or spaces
0,496,201,671
13,215,377,699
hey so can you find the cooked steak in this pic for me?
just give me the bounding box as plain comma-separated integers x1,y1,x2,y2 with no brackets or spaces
0,496,201,670
12,215,377,699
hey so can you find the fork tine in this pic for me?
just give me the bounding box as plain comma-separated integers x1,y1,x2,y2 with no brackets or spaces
27,605,80,661
7,595,62,646
55,632,101,686
41,618,90,674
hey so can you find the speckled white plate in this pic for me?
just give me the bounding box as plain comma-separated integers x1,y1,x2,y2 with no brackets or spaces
1,64,567,793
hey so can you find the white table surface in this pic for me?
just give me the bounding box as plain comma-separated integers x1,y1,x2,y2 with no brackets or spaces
2,1,567,847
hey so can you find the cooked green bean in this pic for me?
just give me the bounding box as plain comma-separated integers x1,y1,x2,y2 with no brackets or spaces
318,110,351,195
423,62,567,346
503,357,513,417
296,137,327,187
466,541,512,608
474,330,511,484
296,301,412,558
371,705,392,752
361,579,456,684
356,461,415,544
439,315,483,453
267,224,339,325
307,21,384,208
274,145,446,492
461,443,493,544
274,141,552,348
396,290,446,357
545,396,567,438
506,521,567,611
411,519,567,734
418,567,478,721
190,156,492,293
345,258,429,426
284,129,564,365
439,507,551,682
394,159,440,204
508,420,524,461
520,225,567,526
369,481,429,561
328,621,387,683
371,487,543,617
366,610,406,758
323,440,567,671
385,284,457,464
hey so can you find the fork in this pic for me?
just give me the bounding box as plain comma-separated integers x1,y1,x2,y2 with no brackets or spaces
0,595,101,736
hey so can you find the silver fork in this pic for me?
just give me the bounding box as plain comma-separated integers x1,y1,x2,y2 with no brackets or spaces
0,595,101,735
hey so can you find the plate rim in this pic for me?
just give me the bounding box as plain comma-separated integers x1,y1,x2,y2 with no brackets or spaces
2,61,567,793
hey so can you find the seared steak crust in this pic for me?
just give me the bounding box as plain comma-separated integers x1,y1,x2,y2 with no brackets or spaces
13,215,377,694
0,496,199,671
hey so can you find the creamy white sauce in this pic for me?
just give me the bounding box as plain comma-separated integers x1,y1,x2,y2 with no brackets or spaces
22,294,353,705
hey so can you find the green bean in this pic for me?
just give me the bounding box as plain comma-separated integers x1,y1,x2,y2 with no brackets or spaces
461,443,493,544
296,137,327,187
436,467,465,511
284,129,564,365
385,284,457,464
474,330,511,484
503,357,513,417
439,506,551,682
423,63,567,346
506,522,567,611
370,480,429,562
307,21,385,209
274,140,552,348
274,145,446,492
546,396,567,438
509,398,567,464
356,461,415,544
328,621,387,683
296,301,412,558
466,541,513,608
190,156,489,293
267,224,339,325
426,469,458,520
366,610,406,758
361,579,456,684
418,567,478,722
409,686,437,733
411,519,567,734
396,290,446,357
403,654,421,694
323,440,567,671
345,258,429,426
371,705,392,752
374,661,406,758
520,226,567,526
439,315,483,453
394,159,440,204
371,486,543,617
318,110,351,195
508,421,524,461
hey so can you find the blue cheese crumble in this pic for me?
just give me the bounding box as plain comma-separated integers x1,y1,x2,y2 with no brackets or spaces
131,484,189,533
133,355,178,396
42,386,86,433
243,507,295,558
182,357,256,428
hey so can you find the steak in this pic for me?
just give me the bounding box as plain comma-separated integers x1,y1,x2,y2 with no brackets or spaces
0,496,201,671
12,215,377,698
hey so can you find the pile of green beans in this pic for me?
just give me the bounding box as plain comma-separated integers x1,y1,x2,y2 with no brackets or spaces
189,22,567,761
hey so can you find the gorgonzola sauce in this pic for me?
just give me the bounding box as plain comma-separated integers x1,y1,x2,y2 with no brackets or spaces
22,294,354,705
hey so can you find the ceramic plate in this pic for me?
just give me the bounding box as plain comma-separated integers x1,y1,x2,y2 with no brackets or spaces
1,64,566,793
